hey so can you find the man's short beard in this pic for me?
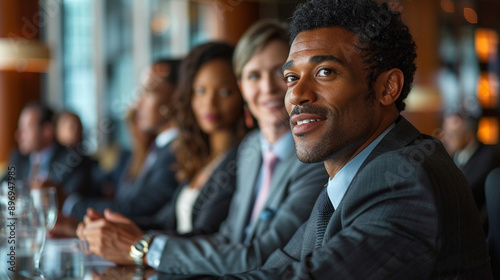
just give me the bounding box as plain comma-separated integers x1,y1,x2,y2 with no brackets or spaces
294,133,337,163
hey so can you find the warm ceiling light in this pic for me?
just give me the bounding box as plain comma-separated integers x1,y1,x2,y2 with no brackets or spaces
475,28,498,62
477,72,498,108
0,39,50,72
464,8,478,24
478,117,499,145
441,0,455,13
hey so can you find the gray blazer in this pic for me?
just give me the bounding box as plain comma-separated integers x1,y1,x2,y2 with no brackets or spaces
156,130,328,275
223,117,492,280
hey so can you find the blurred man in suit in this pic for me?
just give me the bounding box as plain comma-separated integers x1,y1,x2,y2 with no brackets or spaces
62,59,181,221
2,103,91,196
217,0,492,279
441,111,500,230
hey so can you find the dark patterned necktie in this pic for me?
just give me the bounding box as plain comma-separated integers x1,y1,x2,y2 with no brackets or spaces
316,188,335,248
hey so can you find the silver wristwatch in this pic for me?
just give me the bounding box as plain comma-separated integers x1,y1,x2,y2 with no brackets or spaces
130,233,154,267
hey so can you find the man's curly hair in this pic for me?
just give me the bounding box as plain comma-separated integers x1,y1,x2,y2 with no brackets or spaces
290,0,417,112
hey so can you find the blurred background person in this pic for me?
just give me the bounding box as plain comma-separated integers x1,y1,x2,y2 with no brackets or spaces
485,167,500,279
55,110,83,149
1,103,91,197
441,110,500,231
77,20,328,274
60,59,181,222
92,107,155,200
55,110,108,198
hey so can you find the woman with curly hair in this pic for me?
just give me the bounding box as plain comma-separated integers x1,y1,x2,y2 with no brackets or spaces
134,42,247,235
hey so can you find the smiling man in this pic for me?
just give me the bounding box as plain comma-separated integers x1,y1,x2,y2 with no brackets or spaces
219,0,492,279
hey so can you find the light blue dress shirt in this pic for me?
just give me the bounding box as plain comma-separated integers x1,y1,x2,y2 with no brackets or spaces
327,124,395,209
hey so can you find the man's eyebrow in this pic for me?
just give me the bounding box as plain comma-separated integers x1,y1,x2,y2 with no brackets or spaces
282,60,294,73
309,55,344,65
282,55,344,73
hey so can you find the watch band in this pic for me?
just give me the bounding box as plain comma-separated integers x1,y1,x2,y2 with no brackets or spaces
130,233,154,267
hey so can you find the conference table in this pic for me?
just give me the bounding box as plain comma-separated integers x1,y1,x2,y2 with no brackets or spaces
2,238,213,280
2,238,158,280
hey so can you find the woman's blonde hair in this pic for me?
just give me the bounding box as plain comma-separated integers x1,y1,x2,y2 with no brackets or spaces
233,19,289,79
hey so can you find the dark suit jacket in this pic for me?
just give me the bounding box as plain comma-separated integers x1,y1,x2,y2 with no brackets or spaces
460,143,500,220
155,130,328,275
69,142,179,220
2,144,92,196
134,146,238,236
223,117,492,279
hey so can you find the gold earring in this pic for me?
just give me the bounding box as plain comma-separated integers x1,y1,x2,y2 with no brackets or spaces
159,105,170,119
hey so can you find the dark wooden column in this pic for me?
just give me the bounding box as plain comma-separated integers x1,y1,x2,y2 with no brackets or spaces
0,0,42,166
212,0,260,45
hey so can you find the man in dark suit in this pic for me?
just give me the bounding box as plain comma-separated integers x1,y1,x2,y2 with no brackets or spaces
2,103,91,196
62,59,181,221
441,111,500,230
216,0,492,279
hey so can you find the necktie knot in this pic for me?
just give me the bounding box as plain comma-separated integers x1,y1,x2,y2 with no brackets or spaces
263,150,278,171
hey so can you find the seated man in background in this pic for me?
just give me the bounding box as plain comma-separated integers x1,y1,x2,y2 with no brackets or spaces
216,0,492,278
441,110,500,230
2,102,91,197
61,59,182,222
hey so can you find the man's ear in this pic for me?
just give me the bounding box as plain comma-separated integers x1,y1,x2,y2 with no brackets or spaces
376,68,404,106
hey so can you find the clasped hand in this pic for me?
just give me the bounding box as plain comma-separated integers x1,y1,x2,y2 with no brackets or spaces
76,208,144,265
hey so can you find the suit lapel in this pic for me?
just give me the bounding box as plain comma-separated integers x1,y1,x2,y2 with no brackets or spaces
362,116,421,169
232,134,262,242
322,117,422,244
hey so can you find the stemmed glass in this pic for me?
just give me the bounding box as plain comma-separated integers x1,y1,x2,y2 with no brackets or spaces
31,188,58,231
11,196,46,279
31,187,58,278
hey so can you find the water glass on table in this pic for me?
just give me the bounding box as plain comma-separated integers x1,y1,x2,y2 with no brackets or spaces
31,187,59,231
0,196,46,279
40,238,86,279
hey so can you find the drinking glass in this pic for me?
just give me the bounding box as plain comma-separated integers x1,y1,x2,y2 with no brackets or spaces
31,187,58,231
40,238,85,279
1,196,46,279
30,188,58,278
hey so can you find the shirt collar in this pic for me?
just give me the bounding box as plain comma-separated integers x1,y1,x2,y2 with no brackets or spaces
155,127,179,148
30,144,57,166
454,141,479,168
259,131,294,161
327,123,395,209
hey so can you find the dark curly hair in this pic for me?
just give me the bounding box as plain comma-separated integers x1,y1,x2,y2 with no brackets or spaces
173,42,247,182
290,0,417,112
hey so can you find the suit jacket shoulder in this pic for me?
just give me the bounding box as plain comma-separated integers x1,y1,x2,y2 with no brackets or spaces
135,145,238,236
48,144,92,196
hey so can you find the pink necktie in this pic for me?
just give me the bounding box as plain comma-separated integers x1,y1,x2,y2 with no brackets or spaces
250,150,279,223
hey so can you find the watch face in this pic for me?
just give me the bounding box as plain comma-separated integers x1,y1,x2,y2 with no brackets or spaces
130,234,153,266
